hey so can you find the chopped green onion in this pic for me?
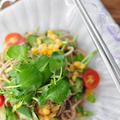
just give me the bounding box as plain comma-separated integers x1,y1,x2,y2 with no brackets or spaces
81,49,98,65
67,56,73,63
73,34,78,41
73,53,84,62
55,31,63,36
87,94,96,103
35,26,40,33
76,106,84,113
84,111,94,116
61,40,68,51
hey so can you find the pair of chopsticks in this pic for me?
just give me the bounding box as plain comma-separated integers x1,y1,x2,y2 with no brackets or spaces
74,0,120,92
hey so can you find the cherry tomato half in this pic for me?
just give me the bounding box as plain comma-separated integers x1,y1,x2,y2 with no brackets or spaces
0,95,4,106
5,33,24,47
82,68,100,89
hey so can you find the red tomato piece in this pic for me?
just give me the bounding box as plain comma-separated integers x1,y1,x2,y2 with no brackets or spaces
0,95,4,106
82,68,100,89
5,33,24,47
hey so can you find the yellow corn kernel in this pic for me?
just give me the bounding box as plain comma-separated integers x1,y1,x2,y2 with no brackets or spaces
73,61,86,70
41,48,48,55
48,44,54,49
44,116,50,120
69,80,75,86
77,112,84,118
73,61,81,68
31,48,39,54
47,49,53,56
73,71,79,76
56,39,62,47
37,40,41,46
53,47,59,52
69,64,75,72
48,34,57,40
54,44,59,48
72,75,77,82
83,53,86,58
16,102,22,109
72,72,79,82
77,112,81,117
37,36,45,46
27,32,33,35
85,89,93,95
48,29,54,34
42,108,50,116
39,44,47,49
79,63,86,70
51,105,60,112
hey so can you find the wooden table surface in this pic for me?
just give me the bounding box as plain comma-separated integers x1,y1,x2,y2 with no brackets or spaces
0,0,120,25
102,0,120,25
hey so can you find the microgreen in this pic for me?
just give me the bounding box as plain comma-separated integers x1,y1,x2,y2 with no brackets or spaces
73,53,84,62
38,80,71,105
28,34,38,47
49,52,65,72
16,105,32,119
7,45,29,61
87,94,96,103
81,50,98,65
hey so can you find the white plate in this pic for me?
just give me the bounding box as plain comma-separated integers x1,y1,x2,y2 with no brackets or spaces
0,0,120,120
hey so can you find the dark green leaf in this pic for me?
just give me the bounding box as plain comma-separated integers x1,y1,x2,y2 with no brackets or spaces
28,35,38,47
4,88,23,104
76,106,93,117
22,91,35,103
7,45,29,60
73,53,84,62
9,70,19,84
46,80,71,105
63,70,70,76
9,70,17,78
41,65,51,83
74,93,83,101
87,94,96,103
72,78,84,93
38,95,47,105
76,106,84,113
67,56,72,63
17,63,32,71
17,105,32,119
6,107,17,120
69,42,76,48
41,38,55,44
18,64,43,89
34,55,49,72
49,52,65,72
84,111,94,116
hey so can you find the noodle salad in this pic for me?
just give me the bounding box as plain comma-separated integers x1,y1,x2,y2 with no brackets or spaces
0,29,100,120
